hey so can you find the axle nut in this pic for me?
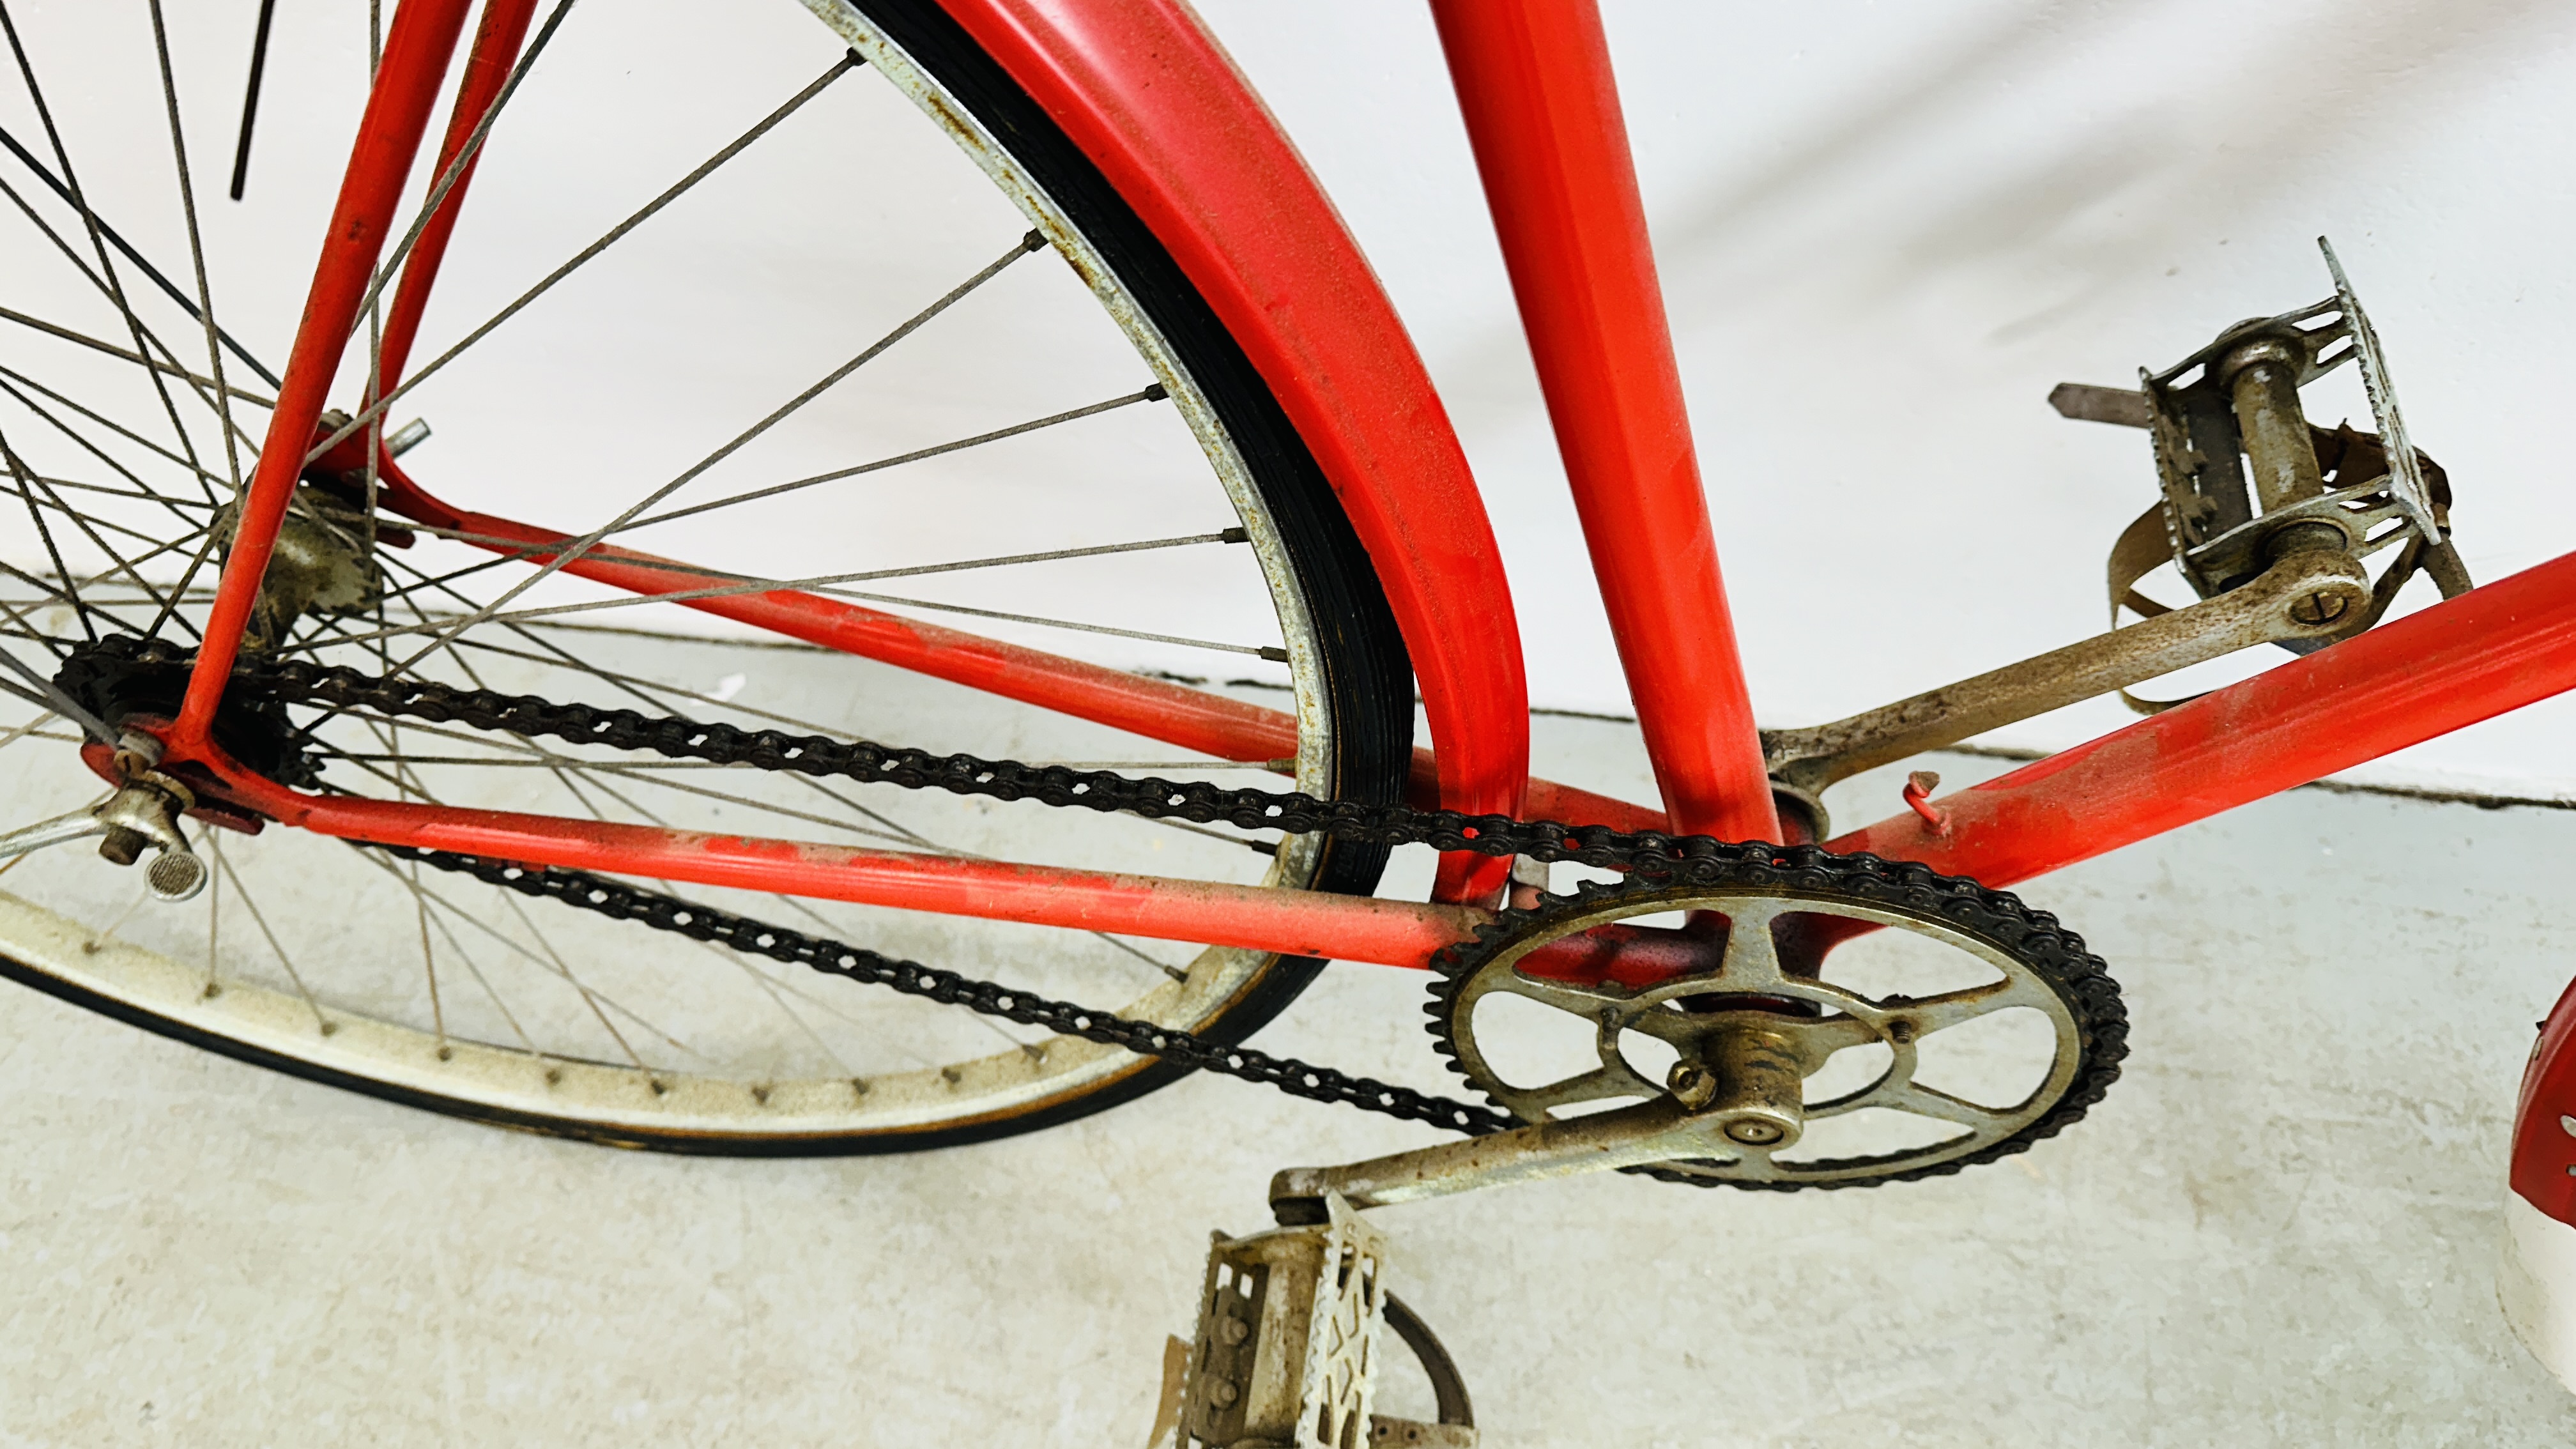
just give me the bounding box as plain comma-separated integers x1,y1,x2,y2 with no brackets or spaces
97,825,147,868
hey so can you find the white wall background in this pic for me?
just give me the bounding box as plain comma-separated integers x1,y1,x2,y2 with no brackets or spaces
1197,0,2576,797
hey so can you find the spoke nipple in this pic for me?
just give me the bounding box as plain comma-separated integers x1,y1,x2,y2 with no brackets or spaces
544,1068,564,1087
318,1020,338,1036
850,1077,870,1096
940,1066,963,1085
201,982,221,999
751,1085,772,1105
436,1045,454,1062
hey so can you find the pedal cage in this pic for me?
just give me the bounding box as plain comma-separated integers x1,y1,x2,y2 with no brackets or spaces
1165,1195,1403,1449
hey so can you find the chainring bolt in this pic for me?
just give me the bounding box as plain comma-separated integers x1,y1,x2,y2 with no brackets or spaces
1885,1018,1917,1045
1667,1062,1719,1109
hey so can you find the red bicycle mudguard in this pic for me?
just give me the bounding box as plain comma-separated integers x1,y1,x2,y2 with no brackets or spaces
2501,974,2576,1386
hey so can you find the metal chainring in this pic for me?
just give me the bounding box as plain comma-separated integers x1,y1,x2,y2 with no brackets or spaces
1427,860,2128,1191
58,640,2126,1188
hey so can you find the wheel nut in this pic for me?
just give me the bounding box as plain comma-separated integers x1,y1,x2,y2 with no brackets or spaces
1667,1062,1719,1109
97,825,147,867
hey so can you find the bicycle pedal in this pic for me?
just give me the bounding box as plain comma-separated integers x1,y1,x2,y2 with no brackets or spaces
1155,1193,1401,1449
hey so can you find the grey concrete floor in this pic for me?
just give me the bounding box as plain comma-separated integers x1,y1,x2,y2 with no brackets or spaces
6,686,2576,1446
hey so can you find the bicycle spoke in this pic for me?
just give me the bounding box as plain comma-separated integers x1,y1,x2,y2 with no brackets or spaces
381,231,1046,678
208,839,330,1032
689,930,855,1077
0,423,91,641
346,1,579,359
0,466,188,627
0,169,260,477
1096,935,1190,983
618,385,1166,534
307,52,864,464
0,303,274,410
375,522,1250,624
0,378,231,526
322,564,1285,659
0,125,276,386
226,0,277,203
364,832,696,1071
147,0,248,502
411,859,447,1051
0,0,206,474
0,360,255,493
419,912,532,1055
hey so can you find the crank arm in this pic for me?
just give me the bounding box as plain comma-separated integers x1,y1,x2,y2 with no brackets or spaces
0,802,112,860
1269,1096,1715,1217
1764,546,2368,805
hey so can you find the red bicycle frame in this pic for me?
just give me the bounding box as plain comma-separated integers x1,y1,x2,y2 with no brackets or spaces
162,0,2576,984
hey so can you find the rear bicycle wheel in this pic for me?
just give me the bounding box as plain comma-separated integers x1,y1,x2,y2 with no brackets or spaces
0,0,1409,1151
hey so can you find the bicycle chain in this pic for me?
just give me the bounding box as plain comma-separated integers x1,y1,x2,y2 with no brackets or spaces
138,643,2106,1174
385,841,1519,1137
